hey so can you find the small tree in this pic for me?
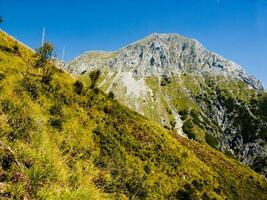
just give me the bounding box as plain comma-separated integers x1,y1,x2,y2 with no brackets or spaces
108,91,115,99
12,42,20,55
73,80,84,95
34,42,55,84
89,69,100,89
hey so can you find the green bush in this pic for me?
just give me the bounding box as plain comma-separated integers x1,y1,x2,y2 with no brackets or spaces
125,175,149,199
170,120,176,128
0,73,6,81
103,105,114,114
0,151,15,170
12,43,20,55
1,99,14,113
21,78,39,100
89,70,100,89
258,129,267,140
205,133,219,149
0,45,11,52
144,164,151,174
191,110,202,126
49,118,63,131
160,76,171,86
166,107,172,114
49,104,63,116
73,80,83,95
259,95,267,119
42,72,53,84
253,156,267,173
182,120,196,139
108,91,115,99
33,42,55,85
179,110,189,121
170,183,199,200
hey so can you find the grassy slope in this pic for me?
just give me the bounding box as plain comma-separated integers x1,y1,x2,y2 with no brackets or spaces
0,30,266,200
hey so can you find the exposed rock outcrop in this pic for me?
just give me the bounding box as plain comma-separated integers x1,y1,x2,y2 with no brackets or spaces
64,33,263,90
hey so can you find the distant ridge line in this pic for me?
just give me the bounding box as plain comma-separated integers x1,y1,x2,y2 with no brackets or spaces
0,29,35,52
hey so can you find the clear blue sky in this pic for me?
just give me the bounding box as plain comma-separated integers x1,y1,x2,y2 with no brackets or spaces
1,0,267,87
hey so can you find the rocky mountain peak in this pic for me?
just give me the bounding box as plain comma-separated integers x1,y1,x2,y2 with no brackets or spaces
64,33,263,90
121,33,202,50
116,33,206,75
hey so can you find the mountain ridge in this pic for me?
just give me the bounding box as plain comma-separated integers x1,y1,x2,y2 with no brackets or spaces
1,29,267,199
64,33,267,177
64,33,263,90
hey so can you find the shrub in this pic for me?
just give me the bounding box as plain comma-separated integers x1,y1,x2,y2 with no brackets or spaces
49,104,62,116
1,151,15,170
11,172,26,183
191,110,201,126
0,172,7,182
103,105,114,114
42,72,53,84
0,73,6,81
259,95,267,119
253,156,267,173
144,164,151,174
21,78,39,100
12,43,20,55
13,44,19,52
171,187,197,200
182,120,196,139
89,70,100,89
160,76,171,86
92,87,100,94
34,43,54,68
166,107,172,114
170,120,176,128
108,91,115,99
181,182,202,199
163,125,170,130
23,159,34,169
125,175,148,199
0,45,14,53
258,128,267,140
205,133,219,149
49,118,63,131
73,80,83,95
1,99,14,113
34,42,55,85
179,110,189,121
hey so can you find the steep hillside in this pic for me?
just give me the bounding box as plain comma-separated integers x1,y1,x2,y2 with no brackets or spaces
64,33,267,177
0,30,267,200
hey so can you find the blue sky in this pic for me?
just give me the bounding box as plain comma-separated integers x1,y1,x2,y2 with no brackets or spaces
1,0,267,87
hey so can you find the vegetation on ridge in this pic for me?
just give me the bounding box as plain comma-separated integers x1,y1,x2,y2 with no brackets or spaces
0,30,267,199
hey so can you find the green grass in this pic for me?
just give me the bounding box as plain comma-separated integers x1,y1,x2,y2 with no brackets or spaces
0,30,267,200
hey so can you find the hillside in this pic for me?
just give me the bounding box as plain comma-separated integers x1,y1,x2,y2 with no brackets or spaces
0,30,267,200
64,33,267,177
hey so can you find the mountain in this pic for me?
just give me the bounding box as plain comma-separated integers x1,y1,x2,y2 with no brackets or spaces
1,30,267,199
64,33,267,177
64,33,263,90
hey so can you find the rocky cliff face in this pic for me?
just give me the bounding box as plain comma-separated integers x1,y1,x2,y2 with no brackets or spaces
65,33,263,90
63,33,266,177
